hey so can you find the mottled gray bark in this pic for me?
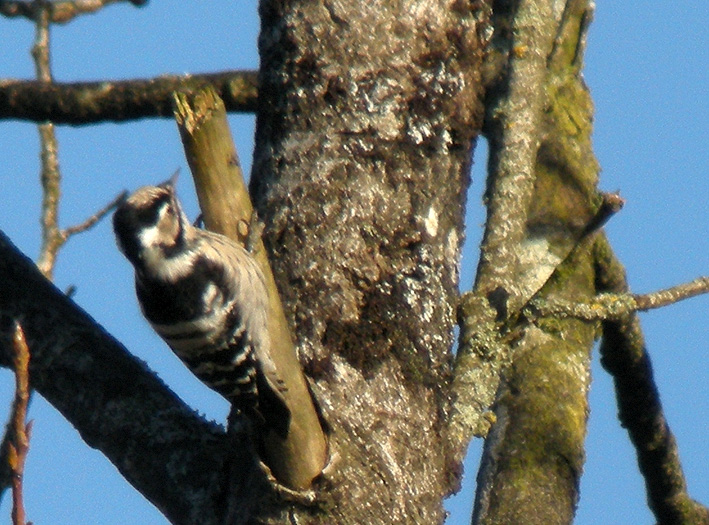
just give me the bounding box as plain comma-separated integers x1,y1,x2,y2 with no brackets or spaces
250,0,486,521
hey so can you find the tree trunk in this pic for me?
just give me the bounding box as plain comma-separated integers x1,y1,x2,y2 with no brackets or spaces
250,0,486,521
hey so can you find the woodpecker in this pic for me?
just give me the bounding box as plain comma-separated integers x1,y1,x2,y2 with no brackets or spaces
113,176,289,436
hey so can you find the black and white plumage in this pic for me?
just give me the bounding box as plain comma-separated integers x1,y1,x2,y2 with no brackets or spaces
113,177,289,437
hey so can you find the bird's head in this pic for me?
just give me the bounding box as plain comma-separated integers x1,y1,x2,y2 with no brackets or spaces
113,172,191,270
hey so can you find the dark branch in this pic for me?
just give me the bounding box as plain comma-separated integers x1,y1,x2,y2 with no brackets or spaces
594,235,709,524
580,191,625,238
0,71,258,125
0,230,236,525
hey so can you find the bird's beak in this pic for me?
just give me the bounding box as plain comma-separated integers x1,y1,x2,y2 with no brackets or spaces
159,169,181,191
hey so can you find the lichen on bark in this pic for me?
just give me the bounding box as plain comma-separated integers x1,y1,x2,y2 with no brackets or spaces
469,1,602,523
251,0,487,521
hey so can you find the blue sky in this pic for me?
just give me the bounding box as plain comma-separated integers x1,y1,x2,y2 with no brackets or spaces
0,3,707,524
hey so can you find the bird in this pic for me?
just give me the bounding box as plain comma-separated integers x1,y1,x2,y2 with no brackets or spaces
112,174,289,437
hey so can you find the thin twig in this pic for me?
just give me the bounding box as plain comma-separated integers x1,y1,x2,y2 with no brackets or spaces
0,0,54,502
37,188,130,278
32,3,126,278
0,0,146,24
634,277,709,310
8,322,33,525
30,1,127,274
1,2,122,504
525,276,709,321
34,118,61,280
33,0,61,280
63,190,128,237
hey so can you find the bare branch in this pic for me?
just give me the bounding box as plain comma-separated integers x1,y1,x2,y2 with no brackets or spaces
634,277,709,311
2,14,124,496
453,0,614,478
37,186,129,277
594,235,709,524
580,191,625,238
0,230,240,525
34,118,62,279
474,0,559,309
8,323,32,525
0,0,146,24
173,87,328,490
459,3,607,522
0,4,54,501
450,0,562,456
62,190,127,237
29,1,124,274
0,71,258,125
525,276,709,321
32,0,63,280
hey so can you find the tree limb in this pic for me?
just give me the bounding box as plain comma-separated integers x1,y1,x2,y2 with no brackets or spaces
1,9,129,502
64,190,128,236
594,235,709,525
0,230,241,525
173,86,328,491
474,0,558,307
33,0,61,281
0,0,146,24
451,189,623,446
525,276,709,321
0,71,258,124
450,0,563,462
459,2,603,523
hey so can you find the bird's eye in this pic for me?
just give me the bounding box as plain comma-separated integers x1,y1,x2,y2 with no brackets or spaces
136,205,160,225
137,197,171,226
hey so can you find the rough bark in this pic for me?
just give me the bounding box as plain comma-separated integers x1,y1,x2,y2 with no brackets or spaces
5,1,703,524
250,0,487,522
467,1,600,523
